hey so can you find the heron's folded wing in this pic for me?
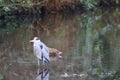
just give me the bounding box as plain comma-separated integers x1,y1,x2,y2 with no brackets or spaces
41,42,50,63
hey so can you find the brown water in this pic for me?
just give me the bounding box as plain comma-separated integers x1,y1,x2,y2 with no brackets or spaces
0,8,120,80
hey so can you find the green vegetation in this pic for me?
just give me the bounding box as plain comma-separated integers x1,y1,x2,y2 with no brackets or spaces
0,0,119,9
80,0,120,9
80,0,99,9
0,0,120,17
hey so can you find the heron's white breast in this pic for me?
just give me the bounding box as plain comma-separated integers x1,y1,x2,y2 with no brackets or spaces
33,42,42,59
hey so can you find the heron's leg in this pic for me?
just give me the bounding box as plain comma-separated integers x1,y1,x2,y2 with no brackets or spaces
43,60,45,65
37,59,40,66
37,67,40,74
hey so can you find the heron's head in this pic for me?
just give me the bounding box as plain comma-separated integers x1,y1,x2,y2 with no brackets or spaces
29,37,40,43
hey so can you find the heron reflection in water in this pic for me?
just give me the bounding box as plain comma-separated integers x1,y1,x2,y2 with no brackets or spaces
36,69,49,80
30,37,50,65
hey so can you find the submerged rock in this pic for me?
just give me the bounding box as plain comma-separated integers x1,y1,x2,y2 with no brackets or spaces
60,72,87,78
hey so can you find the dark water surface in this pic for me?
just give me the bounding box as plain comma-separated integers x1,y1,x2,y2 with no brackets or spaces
0,8,120,80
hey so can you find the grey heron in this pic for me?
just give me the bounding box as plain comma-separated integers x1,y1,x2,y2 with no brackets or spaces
30,37,49,65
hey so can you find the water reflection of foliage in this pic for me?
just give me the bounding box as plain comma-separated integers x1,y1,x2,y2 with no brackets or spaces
29,13,76,50
0,9,120,80
78,9,120,79
0,15,31,35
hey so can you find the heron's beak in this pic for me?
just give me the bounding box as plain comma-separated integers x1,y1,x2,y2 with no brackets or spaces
29,40,34,43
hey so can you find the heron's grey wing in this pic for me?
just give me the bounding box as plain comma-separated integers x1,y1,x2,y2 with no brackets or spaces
34,43,42,60
41,42,48,51
41,42,49,63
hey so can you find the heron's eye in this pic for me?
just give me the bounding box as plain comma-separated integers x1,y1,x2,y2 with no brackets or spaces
36,38,39,40
34,37,39,40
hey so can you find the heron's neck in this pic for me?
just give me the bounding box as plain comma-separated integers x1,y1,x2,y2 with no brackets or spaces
33,40,41,46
